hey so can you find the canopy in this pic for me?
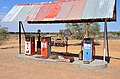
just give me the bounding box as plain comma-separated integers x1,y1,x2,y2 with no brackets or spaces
2,0,116,23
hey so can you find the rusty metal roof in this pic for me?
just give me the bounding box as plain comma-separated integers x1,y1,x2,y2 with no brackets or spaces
2,0,116,23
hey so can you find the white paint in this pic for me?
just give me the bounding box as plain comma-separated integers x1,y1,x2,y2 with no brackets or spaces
10,6,23,21
103,48,106,62
25,41,31,55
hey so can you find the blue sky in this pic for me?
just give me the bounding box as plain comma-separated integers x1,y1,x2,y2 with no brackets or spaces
0,0,120,32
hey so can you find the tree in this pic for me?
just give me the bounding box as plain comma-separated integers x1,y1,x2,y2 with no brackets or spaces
65,23,85,39
59,29,64,36
0,26,9,42
89,22,100,37
65,22,100,39
116,32,120,36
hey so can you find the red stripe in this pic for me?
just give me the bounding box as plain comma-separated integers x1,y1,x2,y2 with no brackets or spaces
16,4,30,6
68,0,87,19
45,2,62,19
33,4,51,21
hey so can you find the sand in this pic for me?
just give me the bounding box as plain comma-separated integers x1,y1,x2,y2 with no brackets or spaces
0,36,120,79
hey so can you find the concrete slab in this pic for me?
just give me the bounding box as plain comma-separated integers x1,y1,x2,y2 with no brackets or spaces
73,57,108,69
16,54,108,69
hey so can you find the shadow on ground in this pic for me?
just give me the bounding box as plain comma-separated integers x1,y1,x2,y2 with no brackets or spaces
68,41,101,46
52,52,109,61
111,57,120,60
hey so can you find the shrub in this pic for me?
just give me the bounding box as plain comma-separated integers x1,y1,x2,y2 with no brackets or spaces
0,27,9,44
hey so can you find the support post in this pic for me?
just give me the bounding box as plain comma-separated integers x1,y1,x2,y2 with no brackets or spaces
105,20,110,63
104,20,109,62
106,29,110,63
85,23,89,38
21,22,26,36
66,37,68,53
19,21,22,54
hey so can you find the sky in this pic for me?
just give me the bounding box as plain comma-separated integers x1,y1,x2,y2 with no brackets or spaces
0,0,120,32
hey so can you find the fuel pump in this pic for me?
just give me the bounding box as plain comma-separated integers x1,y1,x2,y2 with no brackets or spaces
41,37,51,58
25,35,35,55
83,38,95,63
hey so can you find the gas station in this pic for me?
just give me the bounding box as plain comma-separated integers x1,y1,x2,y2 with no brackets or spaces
2,0,116,69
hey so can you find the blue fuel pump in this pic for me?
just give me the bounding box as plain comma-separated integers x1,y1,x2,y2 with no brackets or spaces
83,38,95,63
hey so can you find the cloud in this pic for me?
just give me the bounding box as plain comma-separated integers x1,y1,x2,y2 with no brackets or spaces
2,6,8,9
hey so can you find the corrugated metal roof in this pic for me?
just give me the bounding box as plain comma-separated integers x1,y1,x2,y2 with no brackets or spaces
13,5,33,21
2,6,23,21
56,1,74,20
44,2,62,20
68,0,86,20
33,3,51,21
25,5,42,21
2,0,116,23
82,0,115,19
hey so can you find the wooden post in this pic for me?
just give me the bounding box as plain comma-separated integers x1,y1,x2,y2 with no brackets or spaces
66,37,68,53
19,21,21,54
85,23,89,38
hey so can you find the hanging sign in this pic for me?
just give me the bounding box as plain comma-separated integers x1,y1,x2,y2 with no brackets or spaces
64,29,72,37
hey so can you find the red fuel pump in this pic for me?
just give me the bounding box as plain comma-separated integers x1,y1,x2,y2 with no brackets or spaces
25,35,35,55
41,37,51,58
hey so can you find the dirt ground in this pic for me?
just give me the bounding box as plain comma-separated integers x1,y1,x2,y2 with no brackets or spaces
0,35,120,79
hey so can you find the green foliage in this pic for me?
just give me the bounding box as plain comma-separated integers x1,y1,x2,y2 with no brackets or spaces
109,31,120,36
64,22,100,39
89,22,100,37
65,23,85,39
117,32,120,36
59,29,64,36
0,27,9,42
